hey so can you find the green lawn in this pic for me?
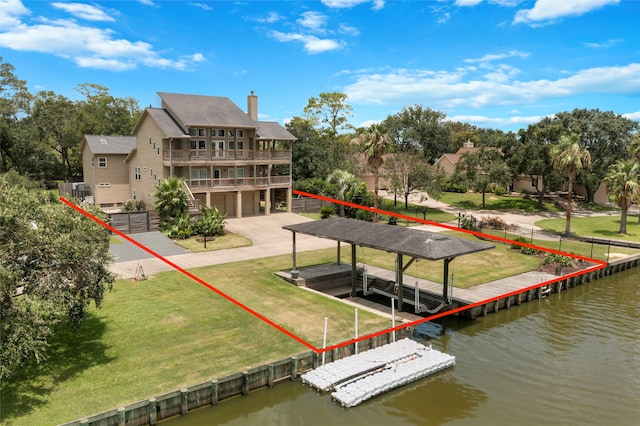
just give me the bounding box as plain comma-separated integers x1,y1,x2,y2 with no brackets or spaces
439,192,562,213
172,231,252,252
377,198,456,224
535,215,640,242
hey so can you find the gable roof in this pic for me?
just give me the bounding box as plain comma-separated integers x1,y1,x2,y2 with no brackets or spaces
158,92,258,128
83,135,136,155
131,108,188,138
256,121,296,140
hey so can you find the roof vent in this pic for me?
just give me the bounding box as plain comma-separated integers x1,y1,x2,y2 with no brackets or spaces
100,138,107,144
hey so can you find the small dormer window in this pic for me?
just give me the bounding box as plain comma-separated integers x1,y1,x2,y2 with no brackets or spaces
100,138,107,144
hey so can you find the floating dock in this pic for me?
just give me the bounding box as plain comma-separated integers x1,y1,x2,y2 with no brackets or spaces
301,339,455,407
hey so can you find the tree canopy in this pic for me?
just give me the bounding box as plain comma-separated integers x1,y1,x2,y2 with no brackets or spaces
0,172,114,379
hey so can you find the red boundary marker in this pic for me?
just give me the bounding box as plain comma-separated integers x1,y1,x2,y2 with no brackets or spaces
61,194,607,354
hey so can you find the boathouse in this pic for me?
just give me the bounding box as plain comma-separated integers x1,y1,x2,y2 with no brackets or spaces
283,218,495,312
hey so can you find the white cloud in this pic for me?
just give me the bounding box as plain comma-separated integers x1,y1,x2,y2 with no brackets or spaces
270,31,343,54
514,0,620,25
448,114,545,128
138,0,155,6
622,111,640,122
189,2,213,11
297,11,328,32
51,2,114,21
342,63,640,109
339,23,360,36
464,50,529,63
583,38,621,49
256,11,282,24
455,0,483,6
0,1,203,71
322,0,384,9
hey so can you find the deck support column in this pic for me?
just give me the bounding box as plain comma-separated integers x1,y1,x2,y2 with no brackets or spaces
397,253,404,312
290,232,298,278
351,244,357,297
443,258,452,303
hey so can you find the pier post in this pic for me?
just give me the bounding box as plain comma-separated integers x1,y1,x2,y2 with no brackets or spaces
211,380,219,405
149,398,157,425
180,389,188,415
291,356,299,380
241,371,249,395
117,407,125,426
268,364,275,388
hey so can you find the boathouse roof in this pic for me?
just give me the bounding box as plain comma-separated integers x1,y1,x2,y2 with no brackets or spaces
283,217,494,261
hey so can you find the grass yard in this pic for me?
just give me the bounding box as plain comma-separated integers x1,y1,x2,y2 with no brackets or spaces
439,192,562,213
378,198,456,224
535,215,640,242
1,249,391,426
172,231,252,252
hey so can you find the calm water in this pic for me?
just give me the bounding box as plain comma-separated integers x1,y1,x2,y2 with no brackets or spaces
168,268,639,426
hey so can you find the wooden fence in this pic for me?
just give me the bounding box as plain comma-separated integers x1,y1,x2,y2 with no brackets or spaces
108,212,159,234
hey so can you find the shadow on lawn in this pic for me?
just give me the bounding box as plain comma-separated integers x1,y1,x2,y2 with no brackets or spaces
0,313,114,422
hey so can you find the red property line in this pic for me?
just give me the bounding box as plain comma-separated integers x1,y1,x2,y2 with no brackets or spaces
62,193,606,355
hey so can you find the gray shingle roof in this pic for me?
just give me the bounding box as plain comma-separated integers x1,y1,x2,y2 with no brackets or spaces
256,121,296,140
145,108,187,137
158,92,257,128
283,217,494,261
83,135,136,155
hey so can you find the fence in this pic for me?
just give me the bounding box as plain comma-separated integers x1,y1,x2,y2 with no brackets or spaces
459,214,640,262
108,211,159,234
62,328,412,426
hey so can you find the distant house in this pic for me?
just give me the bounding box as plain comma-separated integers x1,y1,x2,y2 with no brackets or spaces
80,135,136,207
434,140,479,176
435,140,543,194
81,92,296,217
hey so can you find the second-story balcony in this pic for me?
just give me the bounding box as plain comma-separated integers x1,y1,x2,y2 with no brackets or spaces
164,149,291,163
187,175,291,191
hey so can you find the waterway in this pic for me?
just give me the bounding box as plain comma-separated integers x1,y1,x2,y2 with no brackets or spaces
167,268,639,426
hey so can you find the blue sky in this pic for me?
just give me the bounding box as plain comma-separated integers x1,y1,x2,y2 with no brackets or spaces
1,0,639,132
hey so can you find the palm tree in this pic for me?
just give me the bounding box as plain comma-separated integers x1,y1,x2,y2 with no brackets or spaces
154,177,189,232
361,124,391,222
326,169,359,217
606,160,639,235
629,136,640,224
550,134,591,237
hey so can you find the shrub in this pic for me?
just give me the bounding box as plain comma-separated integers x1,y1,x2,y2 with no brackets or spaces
543,253,573,267
320,205,334,219
493,185,507,196
481,215,507,230
387,216,398,225
511,236,541,255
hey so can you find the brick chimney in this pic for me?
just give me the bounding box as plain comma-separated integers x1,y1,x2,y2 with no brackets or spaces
247,91,258,122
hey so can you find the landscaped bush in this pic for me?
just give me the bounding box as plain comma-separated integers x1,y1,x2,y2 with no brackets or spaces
510,236,541,256
444,181,468,193
493,185,507,196
481,215,507,230
320,205,334,219
543,253,573,267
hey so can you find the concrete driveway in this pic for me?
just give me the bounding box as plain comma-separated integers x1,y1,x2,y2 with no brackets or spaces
108,212,336,279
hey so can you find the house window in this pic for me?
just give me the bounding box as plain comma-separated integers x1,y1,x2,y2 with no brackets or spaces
157,147,160,156
211,129,217,137
531,177,539,188
149,137,152,145
150,168,153,176
218,129,225,137
236,140,244,150
189,128,197,136
199,128,206,137
212,140,225,158
236,130,244,138
98,157,107,168
134,166,141,181
132,190,137,200
229,140,235,150
91,157,94,168
228,129,235,138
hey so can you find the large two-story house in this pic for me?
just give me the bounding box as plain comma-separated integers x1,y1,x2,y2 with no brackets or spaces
81,92,296,218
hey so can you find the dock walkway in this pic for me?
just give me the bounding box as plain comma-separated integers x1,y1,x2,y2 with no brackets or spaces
362,264,557,307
